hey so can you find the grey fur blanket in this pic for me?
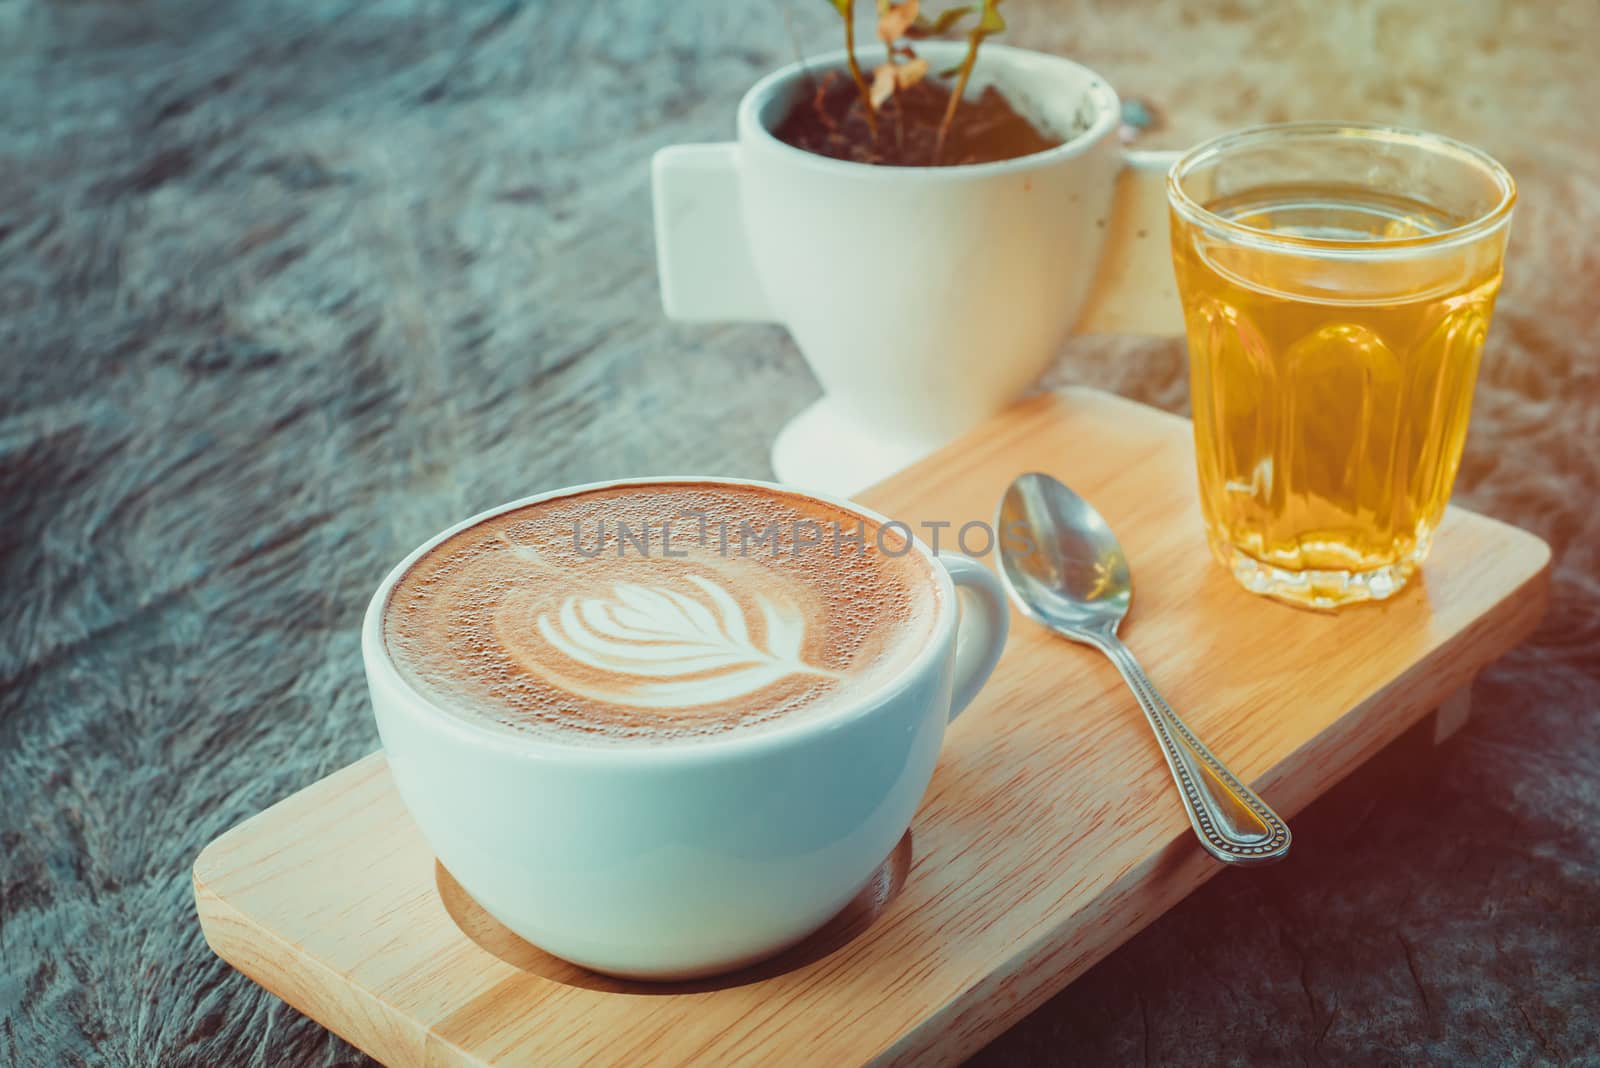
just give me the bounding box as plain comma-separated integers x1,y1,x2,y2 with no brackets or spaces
2,1,1596,1064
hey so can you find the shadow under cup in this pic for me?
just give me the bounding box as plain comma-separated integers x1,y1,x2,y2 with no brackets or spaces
1166,122,1516,609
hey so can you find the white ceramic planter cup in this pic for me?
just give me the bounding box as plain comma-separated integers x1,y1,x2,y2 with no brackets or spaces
653,42,1183,496
363,476,1010,980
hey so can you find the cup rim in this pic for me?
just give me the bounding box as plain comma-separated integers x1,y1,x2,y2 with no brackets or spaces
362,476,961,765
1166,121,1517,256
736,41,1122,180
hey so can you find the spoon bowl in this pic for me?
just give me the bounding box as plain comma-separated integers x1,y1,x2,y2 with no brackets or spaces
997,473,1131,638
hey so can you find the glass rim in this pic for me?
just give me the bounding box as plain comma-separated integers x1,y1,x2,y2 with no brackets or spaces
1166,121,1517,256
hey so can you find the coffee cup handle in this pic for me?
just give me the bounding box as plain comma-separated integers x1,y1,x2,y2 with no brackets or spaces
1073,148,1186,337
652,143,776,323
937,554,1010,723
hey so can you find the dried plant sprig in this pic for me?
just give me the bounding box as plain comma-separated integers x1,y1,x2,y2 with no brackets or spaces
870,0,927,112
825,0,879,137
872,0,923,152
818,0,1007,160
935,0,1005,160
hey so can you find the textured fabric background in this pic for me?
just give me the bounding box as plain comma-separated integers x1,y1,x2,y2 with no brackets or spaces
1,1,1596,1064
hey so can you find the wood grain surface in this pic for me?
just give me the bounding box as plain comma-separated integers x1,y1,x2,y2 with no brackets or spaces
6,1,1599,1065
193,389,1549,1067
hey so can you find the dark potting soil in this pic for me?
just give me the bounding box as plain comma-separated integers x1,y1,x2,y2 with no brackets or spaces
773,69,1067,167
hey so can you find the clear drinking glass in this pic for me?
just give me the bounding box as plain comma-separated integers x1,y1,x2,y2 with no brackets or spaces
1166,122,1516,608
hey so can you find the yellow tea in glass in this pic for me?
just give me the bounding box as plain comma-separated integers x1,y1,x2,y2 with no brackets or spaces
1167,123,1516,608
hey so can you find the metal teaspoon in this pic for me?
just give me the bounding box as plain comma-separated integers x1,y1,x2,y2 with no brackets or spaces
996,472,1291,865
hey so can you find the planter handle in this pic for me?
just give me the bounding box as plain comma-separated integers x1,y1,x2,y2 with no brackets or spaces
652,144,775,323
1073,149,1186,337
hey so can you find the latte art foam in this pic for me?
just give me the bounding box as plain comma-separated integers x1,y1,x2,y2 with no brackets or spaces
535,576,837,709
382,483,940,743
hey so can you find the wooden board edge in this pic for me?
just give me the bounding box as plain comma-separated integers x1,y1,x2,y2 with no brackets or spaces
876,836,1215,1068
1263,543,1550,812
192,752,389,886
194,865,494,1068
193,752,489,1068
1449,508,1554,577
1054,385,1188,425
872,530,1553,1067
193,867,416,1067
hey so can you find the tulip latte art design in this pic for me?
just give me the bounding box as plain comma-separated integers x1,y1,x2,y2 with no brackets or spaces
534,577,836,709
382,482,940,743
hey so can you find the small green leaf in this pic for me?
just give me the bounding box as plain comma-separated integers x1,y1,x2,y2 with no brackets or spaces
909,5,972,36
976,0,1005,34
824,0,851,16
937,5,975,30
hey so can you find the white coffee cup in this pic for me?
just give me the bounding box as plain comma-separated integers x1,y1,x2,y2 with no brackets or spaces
362,476,1009,979
653,42,1182,496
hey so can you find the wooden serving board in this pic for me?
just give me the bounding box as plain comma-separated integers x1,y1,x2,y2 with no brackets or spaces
193,388,1549,1067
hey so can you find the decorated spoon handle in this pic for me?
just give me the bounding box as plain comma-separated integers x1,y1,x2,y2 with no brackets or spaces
1098,635,1291,865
